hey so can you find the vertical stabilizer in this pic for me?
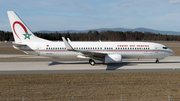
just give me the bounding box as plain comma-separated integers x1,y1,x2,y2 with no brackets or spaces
7,11,49,43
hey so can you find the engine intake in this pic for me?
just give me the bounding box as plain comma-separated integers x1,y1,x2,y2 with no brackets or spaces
105,54,122,63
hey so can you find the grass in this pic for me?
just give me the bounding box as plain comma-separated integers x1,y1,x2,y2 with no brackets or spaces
156,41,180,46
0,43,12,46
0,73,180,101
0,58,55,62
168,47,180,56
0,47,24,54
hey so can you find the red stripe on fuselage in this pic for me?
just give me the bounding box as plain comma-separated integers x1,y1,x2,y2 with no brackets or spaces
20,50,173,53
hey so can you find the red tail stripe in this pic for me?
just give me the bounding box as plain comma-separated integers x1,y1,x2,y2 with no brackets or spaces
13,21,28,40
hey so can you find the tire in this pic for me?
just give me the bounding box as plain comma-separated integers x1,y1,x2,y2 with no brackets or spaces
89,59,95,66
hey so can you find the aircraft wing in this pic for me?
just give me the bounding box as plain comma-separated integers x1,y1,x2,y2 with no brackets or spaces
62,37,107,59
80,51,106,59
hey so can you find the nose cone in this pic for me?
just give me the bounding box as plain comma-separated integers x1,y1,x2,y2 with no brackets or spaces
169,49,174,55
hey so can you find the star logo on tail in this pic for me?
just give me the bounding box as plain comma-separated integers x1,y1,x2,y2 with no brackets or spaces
23,32,31,39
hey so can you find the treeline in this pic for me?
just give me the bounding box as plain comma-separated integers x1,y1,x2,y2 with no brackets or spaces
0,31,14,41
0,30,180,41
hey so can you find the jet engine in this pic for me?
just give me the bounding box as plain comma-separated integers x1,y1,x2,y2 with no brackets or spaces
105,54,122,63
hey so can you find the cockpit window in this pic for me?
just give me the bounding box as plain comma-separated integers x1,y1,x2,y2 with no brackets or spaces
163,47,168,49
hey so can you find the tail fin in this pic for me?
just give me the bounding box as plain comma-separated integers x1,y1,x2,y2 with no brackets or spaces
7,11,49,43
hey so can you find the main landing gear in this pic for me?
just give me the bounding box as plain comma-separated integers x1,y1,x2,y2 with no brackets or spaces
89,59,95,66
155,59,159,63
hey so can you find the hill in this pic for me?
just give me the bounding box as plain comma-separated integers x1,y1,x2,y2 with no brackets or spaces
36,27,180,35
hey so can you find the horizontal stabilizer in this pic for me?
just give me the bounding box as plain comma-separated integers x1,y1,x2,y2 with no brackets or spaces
4,41,27,47
12,42,27,47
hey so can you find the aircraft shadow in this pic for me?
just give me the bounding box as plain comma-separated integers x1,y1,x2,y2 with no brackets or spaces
105,62,136,70
128,61,180,64
48,61,137,70
48,61,88,66
157,61,180,63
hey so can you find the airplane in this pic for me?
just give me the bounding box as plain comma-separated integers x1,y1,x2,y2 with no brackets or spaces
7,11,174,66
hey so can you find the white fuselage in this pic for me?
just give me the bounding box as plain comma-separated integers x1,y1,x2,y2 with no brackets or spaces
15,41,174,60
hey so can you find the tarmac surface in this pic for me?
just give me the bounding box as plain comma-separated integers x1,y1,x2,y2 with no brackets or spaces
0,55,180,74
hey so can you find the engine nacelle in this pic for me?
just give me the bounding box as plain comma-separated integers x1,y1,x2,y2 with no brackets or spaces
105,54,122,63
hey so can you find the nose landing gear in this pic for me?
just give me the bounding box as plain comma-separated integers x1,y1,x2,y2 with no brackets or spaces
156,59,159,63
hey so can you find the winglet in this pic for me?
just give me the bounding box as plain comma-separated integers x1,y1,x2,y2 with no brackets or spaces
62,37,74,51
67,38,71,42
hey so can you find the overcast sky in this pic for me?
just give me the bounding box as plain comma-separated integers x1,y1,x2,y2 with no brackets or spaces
1,0,180,32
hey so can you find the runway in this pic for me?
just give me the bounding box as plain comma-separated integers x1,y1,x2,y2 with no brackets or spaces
0,56,180,74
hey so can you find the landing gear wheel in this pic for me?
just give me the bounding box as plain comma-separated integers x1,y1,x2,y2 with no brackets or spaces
156,59,159,63
89,59,95,66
